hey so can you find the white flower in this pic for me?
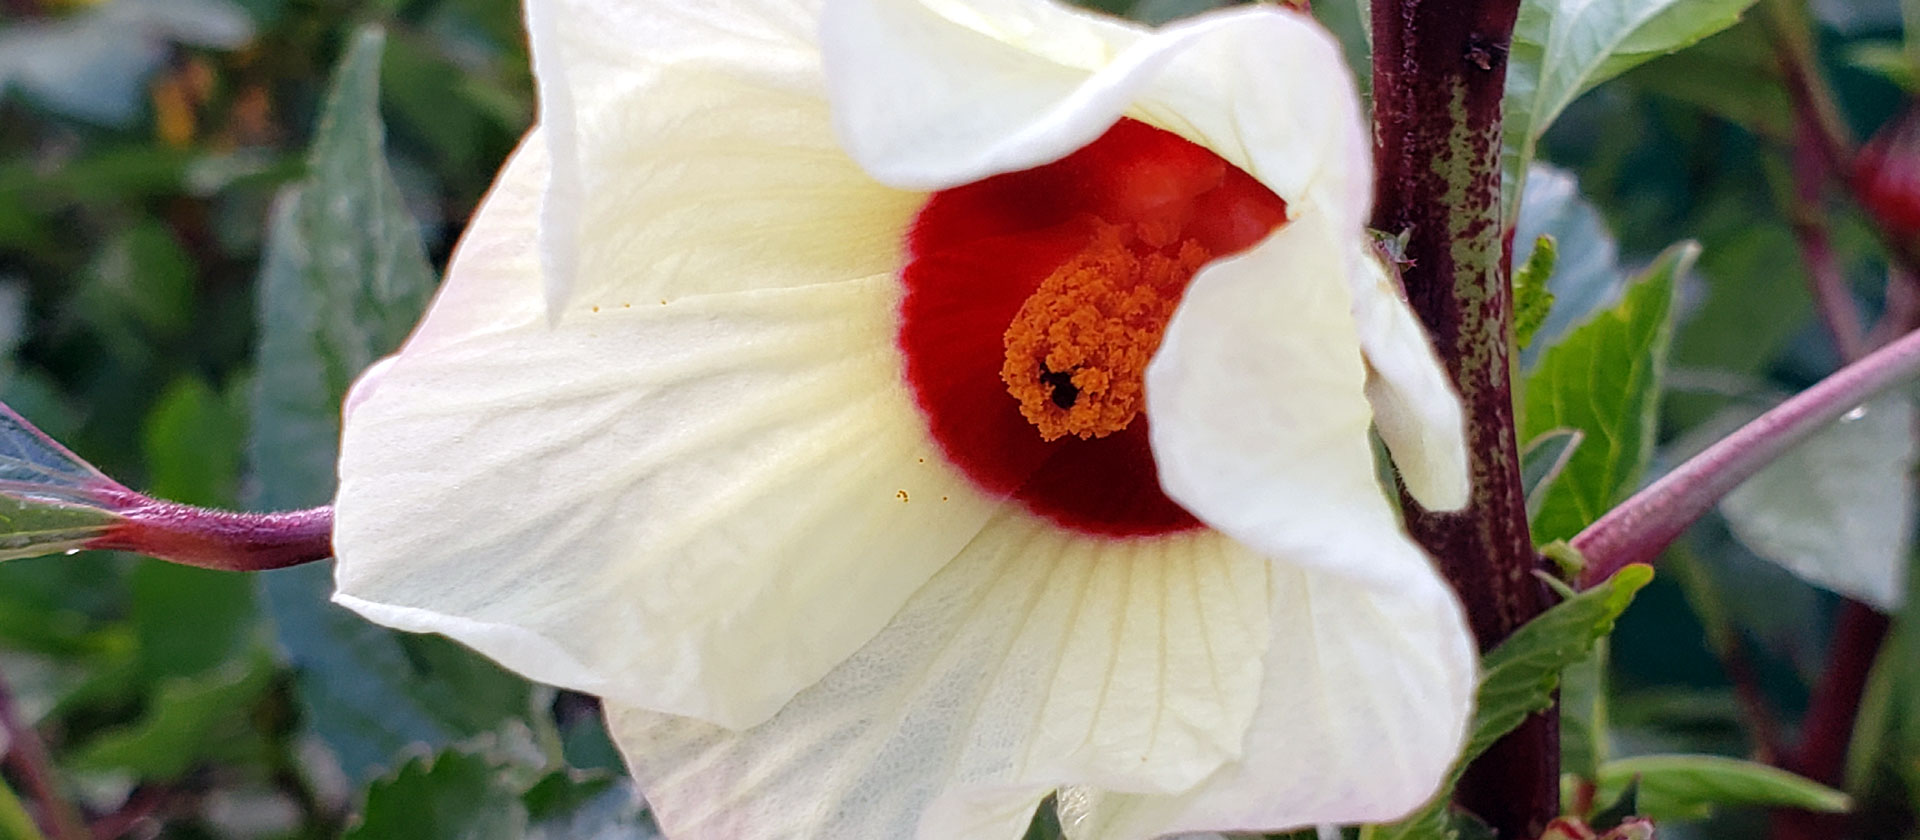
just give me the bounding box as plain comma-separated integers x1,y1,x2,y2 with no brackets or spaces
330,0,1479,837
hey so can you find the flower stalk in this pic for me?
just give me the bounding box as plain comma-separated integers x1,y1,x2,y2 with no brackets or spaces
1368,0,1549,834
86,496,334,572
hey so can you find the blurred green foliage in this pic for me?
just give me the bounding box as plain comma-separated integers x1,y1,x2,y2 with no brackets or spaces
0,0,1916,837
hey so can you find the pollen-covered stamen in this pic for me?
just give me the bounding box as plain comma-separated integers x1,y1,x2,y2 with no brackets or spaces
1001,222,1212,440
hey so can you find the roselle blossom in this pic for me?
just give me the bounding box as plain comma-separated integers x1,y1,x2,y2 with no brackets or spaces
330,0,1479,836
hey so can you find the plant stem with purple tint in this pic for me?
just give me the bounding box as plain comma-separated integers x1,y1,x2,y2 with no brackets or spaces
1368,0,1551,835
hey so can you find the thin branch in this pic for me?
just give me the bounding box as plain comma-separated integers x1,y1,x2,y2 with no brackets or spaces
1868,268,1920,348
1576,326,1920,584
0,671,86,840
1668,551,1789,761
1790,119,1870,362
1766,0,1853,180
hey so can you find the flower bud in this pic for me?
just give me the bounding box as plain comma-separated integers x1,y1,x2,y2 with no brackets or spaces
1854,105,1920,242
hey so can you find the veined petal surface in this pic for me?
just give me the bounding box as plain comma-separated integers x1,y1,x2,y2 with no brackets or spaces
824,0,1372,232
333,158,1000,727
609,513,1270,840
527,0,924,315
1057,556,1475,837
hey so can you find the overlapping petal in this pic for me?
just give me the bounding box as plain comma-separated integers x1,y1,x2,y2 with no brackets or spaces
608,513,1269,839
1057,556,1476,837
333,137,1002,728
1347,257,1472,510
1145,213,1433,591
824,0,1370,233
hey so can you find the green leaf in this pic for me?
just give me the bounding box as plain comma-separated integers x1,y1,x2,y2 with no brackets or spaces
1849,520,1920,815
1595,755,1851,821
1521,428,1584,523
1503,0,1757,215
1846,41,1918,91
0,776,44,840
1719,396,1915,609
524,771,658,840
1375,566,1654,838
1663,195,1816,428
347,749,656,840
1522,243,1692,544
1472,566,1653,760
1514,234,1558,350
245,25,530,782
1559,639,1611,783
69,653,275,779
346,750,528,840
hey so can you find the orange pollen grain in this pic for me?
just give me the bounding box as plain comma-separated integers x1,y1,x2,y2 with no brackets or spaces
1001,221,1212,441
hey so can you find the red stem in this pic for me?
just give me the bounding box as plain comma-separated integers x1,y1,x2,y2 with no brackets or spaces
1369,0,1550,835
87,497,333,572
1770,603,1891,840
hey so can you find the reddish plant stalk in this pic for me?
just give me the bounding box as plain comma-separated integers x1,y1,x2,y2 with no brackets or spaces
1369,0,1549,834
1791,119,1870,363
88,495,333,572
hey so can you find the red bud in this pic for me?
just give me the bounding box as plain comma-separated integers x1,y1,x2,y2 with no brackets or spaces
1855,105,1920,241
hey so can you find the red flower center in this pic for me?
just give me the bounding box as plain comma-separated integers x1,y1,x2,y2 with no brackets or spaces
897,118,1289,537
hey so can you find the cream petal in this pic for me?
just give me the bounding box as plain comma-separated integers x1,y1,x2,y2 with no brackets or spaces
1147,215,1433,590
607,512,1270,840
370,130,548,364
823,0,1372,231
1348,255,1471,511
332,271,1002,729
1058,556,1476,837
525,0,923,316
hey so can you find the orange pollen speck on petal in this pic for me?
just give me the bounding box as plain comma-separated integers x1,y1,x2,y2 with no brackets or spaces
1000,221,1213,441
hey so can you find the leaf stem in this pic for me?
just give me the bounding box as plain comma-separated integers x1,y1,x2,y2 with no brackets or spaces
1575,325,1920,584
87,497,333,572
1368,0,1549,834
